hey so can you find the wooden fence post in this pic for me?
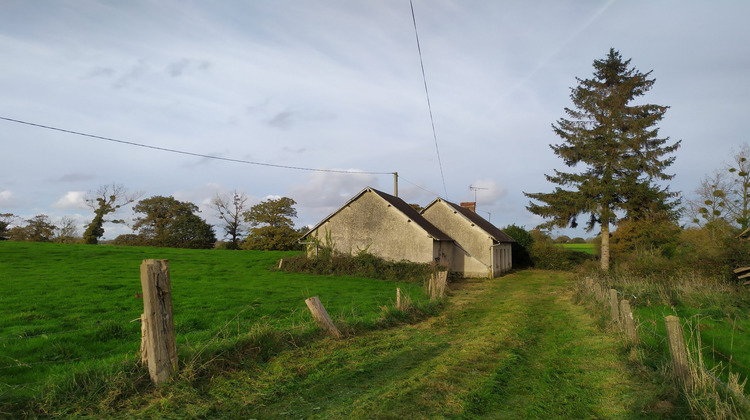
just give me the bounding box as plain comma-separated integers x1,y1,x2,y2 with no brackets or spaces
140,259,178,385
396,288,403,311
665,315,692,388
619,299,638,343
609,289,620,324
140,314,148,365
429,271,447,300
436,271,447,298
305,296,342,338
278,259,284,269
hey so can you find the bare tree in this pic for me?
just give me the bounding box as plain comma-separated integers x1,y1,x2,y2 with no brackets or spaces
55,216,80,243
688,144,750,232
210,190,249,249
83,184,141,244
725,144,750,230
687,170,732,227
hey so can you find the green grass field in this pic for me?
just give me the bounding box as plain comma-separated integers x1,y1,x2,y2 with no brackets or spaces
561,243,596,255
0,241,430,414
5,241,747,417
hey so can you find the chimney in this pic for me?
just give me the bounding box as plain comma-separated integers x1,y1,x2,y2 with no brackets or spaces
460,202,476,212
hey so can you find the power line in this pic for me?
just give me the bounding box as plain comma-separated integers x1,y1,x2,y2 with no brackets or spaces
409,0,448,199
398,175,442,198
0,116,392,175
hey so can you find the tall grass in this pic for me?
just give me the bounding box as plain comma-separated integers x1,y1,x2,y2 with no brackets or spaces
575,270,750,418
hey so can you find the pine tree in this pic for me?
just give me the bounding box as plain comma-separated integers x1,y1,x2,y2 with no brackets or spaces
525,49,680,271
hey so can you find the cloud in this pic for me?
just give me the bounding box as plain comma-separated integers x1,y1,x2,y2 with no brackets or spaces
113,59,148,88
290,171,378,209
57,173,96,182
166,58,211,77
85,66,116,79
470,179,508,206
0,190,15,207
267,111,295,129
52,191,88,210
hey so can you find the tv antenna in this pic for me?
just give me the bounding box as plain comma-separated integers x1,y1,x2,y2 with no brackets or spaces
469,185,487,202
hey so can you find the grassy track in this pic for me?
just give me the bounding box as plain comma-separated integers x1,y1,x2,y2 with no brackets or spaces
120,270,682,418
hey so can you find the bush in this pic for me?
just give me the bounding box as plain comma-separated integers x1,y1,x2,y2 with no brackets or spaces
530,240,595,270
112,234,145,246
281,250,441,283
610,217,681,259
503,224,533,268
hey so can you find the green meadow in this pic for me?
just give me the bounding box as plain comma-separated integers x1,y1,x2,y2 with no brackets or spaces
561,243,596,255
0,241,429,414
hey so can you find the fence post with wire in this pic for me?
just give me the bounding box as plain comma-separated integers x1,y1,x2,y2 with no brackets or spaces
140,259,178,385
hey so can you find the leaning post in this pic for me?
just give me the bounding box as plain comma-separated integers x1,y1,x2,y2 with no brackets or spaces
305,296,342,338
665,315,692,388
609,289,620,324
619,299,638,343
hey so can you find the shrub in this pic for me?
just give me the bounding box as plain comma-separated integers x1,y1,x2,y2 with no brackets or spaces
281,251,440,283
112,234,145,246
502,224,533,268
530,239,595,270
610,217,681,259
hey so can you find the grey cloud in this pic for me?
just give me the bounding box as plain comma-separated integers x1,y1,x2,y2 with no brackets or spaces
167,59,190,77
85,67,116,79
166,59,212,77
113,59,148,88
267,111,295,129
58,173,96,182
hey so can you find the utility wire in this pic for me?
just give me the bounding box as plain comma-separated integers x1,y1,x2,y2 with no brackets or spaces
398,174,443,198
409,0,448,199
0,116,392,175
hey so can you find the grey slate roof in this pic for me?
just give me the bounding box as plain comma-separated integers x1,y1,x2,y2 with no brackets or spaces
300,186,453,242
424,198,516,243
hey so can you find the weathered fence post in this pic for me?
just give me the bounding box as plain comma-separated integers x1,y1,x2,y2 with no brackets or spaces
609,289,620,324
396,288,403,311
140,259,178,385
430,271,447,300
305,296,342,338
665,315,692,387
140,314,148,365
278,259,284,269
619,299,638,343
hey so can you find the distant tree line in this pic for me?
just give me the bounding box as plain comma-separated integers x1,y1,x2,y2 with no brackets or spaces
2,185,305,251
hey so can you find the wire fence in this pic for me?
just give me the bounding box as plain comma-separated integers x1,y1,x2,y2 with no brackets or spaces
579,278,750,411
0,286,416,397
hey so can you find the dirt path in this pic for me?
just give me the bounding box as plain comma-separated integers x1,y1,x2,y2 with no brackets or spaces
163,271,678,418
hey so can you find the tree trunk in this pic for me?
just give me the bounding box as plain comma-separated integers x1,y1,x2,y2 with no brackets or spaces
600,220,610,271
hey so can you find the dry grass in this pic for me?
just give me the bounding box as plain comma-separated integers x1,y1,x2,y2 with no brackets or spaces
576,272,750,419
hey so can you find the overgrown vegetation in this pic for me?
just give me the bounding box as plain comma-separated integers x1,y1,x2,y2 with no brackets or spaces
281,248,442,283
502,224,596,270
575,269,750,418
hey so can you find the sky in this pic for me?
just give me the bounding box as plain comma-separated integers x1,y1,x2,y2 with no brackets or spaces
2,0,750,241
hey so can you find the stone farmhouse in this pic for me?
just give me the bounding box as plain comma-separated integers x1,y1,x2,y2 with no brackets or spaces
300,187,514,278
421,198,514,277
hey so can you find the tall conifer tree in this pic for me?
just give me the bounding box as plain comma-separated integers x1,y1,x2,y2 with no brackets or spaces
525,49,680,270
